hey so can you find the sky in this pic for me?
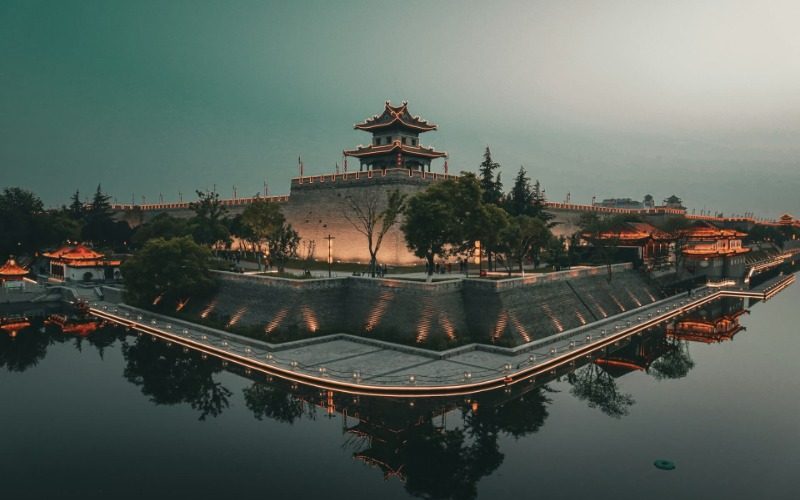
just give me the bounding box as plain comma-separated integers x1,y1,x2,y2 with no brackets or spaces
1,0,799,218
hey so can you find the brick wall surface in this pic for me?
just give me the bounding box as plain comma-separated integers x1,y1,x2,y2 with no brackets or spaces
180,268,666,348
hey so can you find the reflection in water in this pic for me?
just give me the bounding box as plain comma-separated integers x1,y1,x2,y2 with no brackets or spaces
122,334,232,420
0,295,757,498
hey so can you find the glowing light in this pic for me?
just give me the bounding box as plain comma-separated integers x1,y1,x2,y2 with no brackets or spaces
265,307,289,334
575,310,588,326
610,294,626,312
364,290,393,332
176,298,190,311
507,311,531,343
152,293,164,306
200,299,218,319
302,306,319,333
625,289,642,307
438,313,456,341
415,303,434,343
492,310,509,342
226,307,248,327
541,304,564,333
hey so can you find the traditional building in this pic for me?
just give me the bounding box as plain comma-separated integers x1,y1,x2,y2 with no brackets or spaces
43,244,121,282
679,221,749,279
586,221,674,270
344,101,447,172
667,299,747,344
0,257,29,289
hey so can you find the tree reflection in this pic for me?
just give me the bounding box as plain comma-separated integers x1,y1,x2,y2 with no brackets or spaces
243,382,310,424
649,339,694,380
568,363,635,418
122,336,231,420
0,326,50,372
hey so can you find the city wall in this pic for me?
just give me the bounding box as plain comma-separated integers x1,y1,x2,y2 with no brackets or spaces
178,264,666,348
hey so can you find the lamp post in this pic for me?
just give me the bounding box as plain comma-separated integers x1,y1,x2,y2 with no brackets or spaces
324,234,335,278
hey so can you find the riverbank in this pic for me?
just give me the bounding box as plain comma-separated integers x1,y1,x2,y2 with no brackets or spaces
88,273,795,396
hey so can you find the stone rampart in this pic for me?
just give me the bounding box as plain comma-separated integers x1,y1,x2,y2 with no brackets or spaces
178,266,666,348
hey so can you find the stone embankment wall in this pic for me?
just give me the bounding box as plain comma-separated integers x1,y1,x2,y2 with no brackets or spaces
179,264,665,348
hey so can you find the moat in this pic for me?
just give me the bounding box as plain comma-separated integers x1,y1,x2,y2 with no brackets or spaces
1,279,797,500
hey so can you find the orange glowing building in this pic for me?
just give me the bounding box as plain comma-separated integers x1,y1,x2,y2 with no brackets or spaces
679,221,750,279
43,244,121,282
667,309,747,344
0,256,29,288
679,221,749,258
344,101,447,172
587,221,674,269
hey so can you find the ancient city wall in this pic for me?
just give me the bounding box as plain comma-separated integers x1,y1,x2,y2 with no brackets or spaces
180,265,666,348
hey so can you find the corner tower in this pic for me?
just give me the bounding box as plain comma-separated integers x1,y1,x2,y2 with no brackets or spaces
344,101,447,172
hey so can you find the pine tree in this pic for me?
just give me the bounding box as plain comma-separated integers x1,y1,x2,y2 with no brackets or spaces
68,189,84,220
530,179,554,223
89,184,112,217
478,147,503,206
505,166,532,216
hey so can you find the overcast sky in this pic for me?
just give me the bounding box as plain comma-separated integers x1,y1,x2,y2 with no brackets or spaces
2,0,798,218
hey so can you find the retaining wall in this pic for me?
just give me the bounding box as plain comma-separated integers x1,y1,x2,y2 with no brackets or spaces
177,265,666,348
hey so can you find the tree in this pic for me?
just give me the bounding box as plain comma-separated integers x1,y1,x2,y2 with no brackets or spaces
68,189,84,220
649,340,694,380
121,236,217,308
401,174,483,280
189,190,230,246
498,215,549,274
123,335,231,420
475,204,511,272
131,213,192,248
568,363,635,418
504,166,533,217
0,187,45,257
545,235,569,271
239,200,285,270
81,184,114,244
530,179,555,224
342,189,406,277
267,222,300,273
478,147,503,206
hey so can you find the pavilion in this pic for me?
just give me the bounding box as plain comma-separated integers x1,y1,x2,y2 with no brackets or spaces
344,101,447,172
0,257,29,289
43,244,121,282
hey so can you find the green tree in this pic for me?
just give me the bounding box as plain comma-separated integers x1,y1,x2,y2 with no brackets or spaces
239,200,286,270
267,222,301,273
131,213,192,248
121,236,217,308
475,204,511,272
68,189,84,220
498,215,549,274
342,189,407,277
189,190,230,246
0,187,45,257
401,174,483,280
505,166,532,217
478,147,503,206
568,363,635,418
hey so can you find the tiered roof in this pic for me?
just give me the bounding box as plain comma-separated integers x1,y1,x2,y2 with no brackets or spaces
679,221,747,240
343,141,447,159
43,244,120,267
0,257,28,279
594,222,674,243
354,101,437,132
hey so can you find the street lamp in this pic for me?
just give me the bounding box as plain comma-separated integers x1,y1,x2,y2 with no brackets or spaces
324,234,335,278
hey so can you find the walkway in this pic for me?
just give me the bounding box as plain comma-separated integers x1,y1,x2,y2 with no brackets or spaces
89,273,795,397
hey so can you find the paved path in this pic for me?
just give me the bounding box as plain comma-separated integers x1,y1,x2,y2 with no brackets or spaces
89,273,794,397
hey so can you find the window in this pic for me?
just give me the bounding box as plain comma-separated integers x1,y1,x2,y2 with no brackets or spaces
412,138,417,146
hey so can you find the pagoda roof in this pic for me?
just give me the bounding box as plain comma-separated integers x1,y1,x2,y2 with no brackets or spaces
44,244,106,261
354,101,437,132
594,222,674,242
0,257,28,278
343,141,447,159
679,221,747,239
